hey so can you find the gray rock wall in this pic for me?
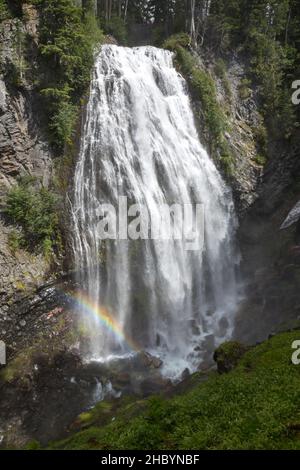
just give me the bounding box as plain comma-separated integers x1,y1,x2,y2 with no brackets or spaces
0,15,53,199
0,10,55,339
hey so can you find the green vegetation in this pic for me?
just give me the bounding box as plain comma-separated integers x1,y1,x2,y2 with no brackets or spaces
4,1,298,145
0,0,9,21
163,32,191,51
214,59,232,100
254,154,268,167
213,341,248,373
48,331,300,450
1,1,103,148
25,440,42,450
34,0,103,148
7,228,24,253
164,35,234,175
148,1,300,141
4,177,61,257
101,15,127,45
252,123,268,166
208,0,299,138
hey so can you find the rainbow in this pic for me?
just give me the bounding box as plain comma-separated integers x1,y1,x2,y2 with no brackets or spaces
73,292,141,353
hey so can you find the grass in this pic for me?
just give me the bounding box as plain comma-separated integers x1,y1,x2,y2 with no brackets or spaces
47,330,300,450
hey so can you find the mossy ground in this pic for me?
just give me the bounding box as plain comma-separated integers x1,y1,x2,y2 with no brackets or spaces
47,331,300,450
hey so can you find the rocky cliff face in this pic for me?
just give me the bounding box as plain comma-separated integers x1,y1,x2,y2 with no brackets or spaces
193,52,264,214
0,9,53,196
235,131,300,344
189,48,300,344
0,8,55,347
209,53,300,344
215,57,264,214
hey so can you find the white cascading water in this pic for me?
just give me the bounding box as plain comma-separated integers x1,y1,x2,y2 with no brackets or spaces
72,45,240,378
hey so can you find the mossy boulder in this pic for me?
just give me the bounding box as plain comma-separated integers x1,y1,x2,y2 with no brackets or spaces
213,341,248,374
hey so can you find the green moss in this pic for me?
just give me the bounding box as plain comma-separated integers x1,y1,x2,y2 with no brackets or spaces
214,341,248,373
0,312,79,385
77,401,114,427
15,280,26,291
0,343,38,383
49,331,300,450
25,440,41,450
254,154,267,166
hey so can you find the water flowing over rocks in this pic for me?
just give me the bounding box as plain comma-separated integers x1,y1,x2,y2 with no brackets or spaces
72,45,241,379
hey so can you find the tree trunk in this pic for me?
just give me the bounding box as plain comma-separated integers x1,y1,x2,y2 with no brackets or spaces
285,8,291,45
108,0,112,21
190,0,196,46
124,0,128,22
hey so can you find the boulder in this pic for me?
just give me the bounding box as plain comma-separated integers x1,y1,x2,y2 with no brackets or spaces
213,341,248,374
280,200,300,230
135,351,163,370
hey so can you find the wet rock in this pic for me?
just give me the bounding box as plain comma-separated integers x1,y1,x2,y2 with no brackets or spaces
280,200,300,230
135,351,163,369
0,349,112,448
201,334,215,352
181,368,190,381
218,317,229,337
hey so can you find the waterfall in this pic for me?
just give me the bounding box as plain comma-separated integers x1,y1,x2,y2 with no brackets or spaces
72,45,240,378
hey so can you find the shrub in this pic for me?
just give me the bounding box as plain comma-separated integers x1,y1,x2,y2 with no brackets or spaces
103,15,127,45
7,228,24,253
4,177,61,256
50,101,77,146
0,0,9,21
190,67,227,143
25,439,41,450
163,33,191,51
213,341,248,374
